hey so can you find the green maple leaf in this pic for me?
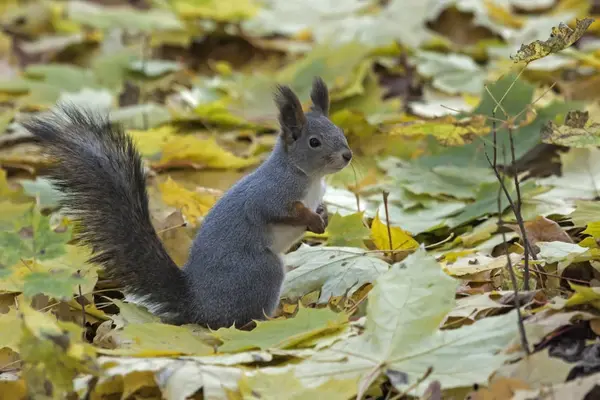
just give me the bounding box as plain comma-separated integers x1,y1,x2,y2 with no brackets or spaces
325,212,369,248
283,249,520,398
214,305,348,353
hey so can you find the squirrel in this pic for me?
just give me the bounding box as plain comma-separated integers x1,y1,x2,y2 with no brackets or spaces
22,77,353,329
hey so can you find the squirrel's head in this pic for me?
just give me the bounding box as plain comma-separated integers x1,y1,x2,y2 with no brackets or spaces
274,77,352,176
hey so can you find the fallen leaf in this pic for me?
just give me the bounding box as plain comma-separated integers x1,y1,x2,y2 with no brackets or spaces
172,0,259,22
382,160,496,200
18,303,99,398
448,181,537,228
244,0,436,49
214,305,348,353
127,126,175,157
537,241,589,273
512,371,600,400
156,135,260,170
583,222,600,239
67,1,184,32
282,245,389,304
18,177,64,208
0,307,20,351
325,212,369,248
504,215,573,252
467,378,530,400
442,252,522,277
159,177,218,226
541,110,600,148
129,59,181,78
413,51,486,95
370,213,419,252
447,292,511,320
238,369,359,400
110,322,214,357
97,357,242,400
511,18,594,63
493,348,572,389
111,300,161,329
571,200,600,227
284,249,520,398
388,115,491,147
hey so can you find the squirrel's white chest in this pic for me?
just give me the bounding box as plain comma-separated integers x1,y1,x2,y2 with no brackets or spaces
269,178,326,254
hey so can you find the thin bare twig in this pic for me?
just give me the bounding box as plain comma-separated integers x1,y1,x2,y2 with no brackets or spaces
507,125,534,290
141,34,150,130
389,367,433,400
77,283,87,340
486,108,530,355
499,211,530,354
157,221,187,234
382,191,393,252
493,66,526,115
483,81,538,270
350,162,361,212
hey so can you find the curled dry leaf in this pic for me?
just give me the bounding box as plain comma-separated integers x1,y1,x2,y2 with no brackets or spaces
466,377,530,400
504,215,573,253
542,110,600,148
511,18,595,63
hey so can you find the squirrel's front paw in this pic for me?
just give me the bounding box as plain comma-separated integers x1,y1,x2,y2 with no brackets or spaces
316,203,329,228
307,213,326,234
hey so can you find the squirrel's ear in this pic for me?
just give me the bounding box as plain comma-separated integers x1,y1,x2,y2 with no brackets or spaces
310,77,329,116
274,84,306,144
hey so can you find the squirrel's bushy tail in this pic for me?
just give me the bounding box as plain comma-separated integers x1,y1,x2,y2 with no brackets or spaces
23,105,191,323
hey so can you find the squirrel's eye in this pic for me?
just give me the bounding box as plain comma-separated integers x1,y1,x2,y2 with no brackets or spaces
309,138,321,148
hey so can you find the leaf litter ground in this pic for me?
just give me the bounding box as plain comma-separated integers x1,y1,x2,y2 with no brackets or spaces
2,1,600,399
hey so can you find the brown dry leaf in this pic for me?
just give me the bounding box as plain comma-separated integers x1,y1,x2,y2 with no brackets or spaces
466,377,530,400
493,349,572,389
590,318,600,336
512,372,600,400
505,216,573,252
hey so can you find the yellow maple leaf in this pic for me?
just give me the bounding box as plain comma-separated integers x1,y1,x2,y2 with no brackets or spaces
370,213,419,251
19,303,99,398
99,322,214,357
156,135,260,170
583,221,600,239
387,115,490,146
159,177,219,226
127,126,175,157
171,0,259,22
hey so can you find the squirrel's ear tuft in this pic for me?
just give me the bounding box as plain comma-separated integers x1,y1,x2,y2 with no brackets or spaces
274,84,306,145
310,77,329,116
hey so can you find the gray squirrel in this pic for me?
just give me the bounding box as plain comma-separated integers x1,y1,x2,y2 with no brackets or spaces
23,77,352,329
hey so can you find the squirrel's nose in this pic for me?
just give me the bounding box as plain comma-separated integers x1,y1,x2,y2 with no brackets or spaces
342,150,353,162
